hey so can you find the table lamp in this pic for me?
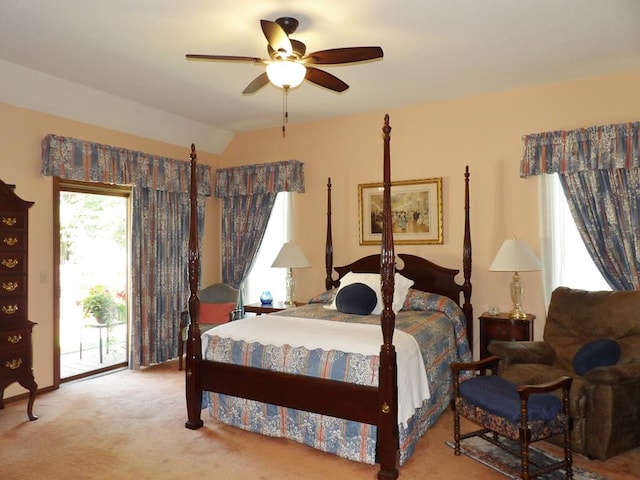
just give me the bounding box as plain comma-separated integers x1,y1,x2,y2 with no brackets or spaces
489,238,542,319
271,242,310,305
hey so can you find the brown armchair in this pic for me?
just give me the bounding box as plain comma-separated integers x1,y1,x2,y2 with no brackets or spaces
488,286,640,460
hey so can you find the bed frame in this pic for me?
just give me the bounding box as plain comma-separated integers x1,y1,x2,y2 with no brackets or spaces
184,115,472,480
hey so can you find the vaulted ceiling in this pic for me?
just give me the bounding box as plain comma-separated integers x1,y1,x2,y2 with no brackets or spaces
1,1,639,153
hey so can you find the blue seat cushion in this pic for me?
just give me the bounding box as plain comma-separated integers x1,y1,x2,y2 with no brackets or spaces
459,375,562,422
572,338,621,376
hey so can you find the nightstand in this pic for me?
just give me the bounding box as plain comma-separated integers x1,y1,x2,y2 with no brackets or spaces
479,312,535,359
243,301,304,315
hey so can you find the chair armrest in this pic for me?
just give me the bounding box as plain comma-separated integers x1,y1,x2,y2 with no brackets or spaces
517,375,573,397
488,340,554,368
451,355,500,376
585,363,640,385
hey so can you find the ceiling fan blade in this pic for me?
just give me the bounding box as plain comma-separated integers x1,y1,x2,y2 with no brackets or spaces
261,19,292,57
186,54,267,64
303,47,383,65
305,67,349,92
242,72,270,94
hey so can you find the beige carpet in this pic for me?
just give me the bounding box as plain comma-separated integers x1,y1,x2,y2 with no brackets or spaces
1,360,637,479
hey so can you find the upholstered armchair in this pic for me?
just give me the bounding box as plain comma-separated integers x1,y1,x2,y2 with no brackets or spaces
488,287,640,460
178,283,240,370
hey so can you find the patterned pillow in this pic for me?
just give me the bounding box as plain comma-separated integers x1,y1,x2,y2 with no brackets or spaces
335,282,378,315
200,302,235,324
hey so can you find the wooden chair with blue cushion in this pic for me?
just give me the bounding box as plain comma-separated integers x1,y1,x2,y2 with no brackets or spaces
178,283,240,370
451,356,573,480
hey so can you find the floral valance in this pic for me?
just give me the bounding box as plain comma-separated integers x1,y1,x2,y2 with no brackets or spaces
215,160,304,197
41,134,211,195
520,122,640,178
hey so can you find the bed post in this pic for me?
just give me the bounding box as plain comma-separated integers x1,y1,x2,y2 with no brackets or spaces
185,143,204,430
325,177,334,291
462,166,473,355
377,114,399,480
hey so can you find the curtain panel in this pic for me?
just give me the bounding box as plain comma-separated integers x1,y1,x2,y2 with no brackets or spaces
42,134,211,195
42,134,211,368
519,122,640,291
215,159,305,197
520,122,640,178
214,160,304,293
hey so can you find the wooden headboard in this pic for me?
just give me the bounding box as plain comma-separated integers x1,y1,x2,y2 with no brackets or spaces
323,168,473,349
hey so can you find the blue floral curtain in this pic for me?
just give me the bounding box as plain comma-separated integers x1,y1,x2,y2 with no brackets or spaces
42,134,211,368
520,122,640,290
215,160,304,297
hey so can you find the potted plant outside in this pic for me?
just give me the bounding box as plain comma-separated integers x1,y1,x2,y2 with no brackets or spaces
82,285,117,325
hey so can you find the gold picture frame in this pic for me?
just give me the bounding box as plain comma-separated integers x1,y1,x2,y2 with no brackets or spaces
359,177,443,245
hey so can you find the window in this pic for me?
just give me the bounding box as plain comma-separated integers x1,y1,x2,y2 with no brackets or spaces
244,192,290,304
540,175,610,303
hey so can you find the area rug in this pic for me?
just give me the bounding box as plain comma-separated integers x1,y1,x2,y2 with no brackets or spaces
446,437,606,479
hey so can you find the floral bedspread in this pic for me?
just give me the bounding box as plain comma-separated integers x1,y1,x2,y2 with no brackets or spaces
202,288,471,466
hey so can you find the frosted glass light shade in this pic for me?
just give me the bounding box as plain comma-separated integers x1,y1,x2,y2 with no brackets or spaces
266,61,306,88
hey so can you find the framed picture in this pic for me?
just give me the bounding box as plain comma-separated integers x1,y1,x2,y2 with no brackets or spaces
359,177,443,245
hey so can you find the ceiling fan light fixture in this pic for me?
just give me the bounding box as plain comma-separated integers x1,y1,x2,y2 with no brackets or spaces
266,61,306,89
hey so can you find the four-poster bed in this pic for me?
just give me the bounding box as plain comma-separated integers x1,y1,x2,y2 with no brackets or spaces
185,115,472,479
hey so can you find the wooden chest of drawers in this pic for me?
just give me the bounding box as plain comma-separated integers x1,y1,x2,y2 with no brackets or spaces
0,179,37,420
479,312,535,359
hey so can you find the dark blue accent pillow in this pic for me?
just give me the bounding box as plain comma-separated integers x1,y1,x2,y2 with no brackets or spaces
335,282,378,315
572,339,621,376
459,375,562,422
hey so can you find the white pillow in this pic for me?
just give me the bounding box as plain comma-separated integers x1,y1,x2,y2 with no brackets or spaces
393,273,415,312
328,271,414,314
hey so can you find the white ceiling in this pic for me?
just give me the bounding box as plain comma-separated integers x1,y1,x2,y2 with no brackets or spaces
1,1,639,154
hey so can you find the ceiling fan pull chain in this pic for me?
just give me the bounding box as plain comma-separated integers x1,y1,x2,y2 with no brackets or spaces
281,88,286,137
282,85,290,137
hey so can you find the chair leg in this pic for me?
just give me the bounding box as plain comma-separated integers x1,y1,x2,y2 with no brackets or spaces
453,401,461,455
564,418,573,479
520,442,530,480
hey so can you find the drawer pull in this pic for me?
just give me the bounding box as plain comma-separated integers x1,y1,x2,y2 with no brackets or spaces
3,237,18,246
2,217,17,227
6,358,22,370
1,281,18,292
2,304,19,315
1,258,19,269
7,334,22,344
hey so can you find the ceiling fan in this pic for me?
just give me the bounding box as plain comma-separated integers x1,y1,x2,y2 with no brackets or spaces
186,17,384,94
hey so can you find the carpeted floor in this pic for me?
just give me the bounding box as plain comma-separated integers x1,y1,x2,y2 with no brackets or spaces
1,360,637,479
446,437,606,480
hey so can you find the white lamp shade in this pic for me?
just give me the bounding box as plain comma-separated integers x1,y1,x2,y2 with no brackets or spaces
271,242,310,269
489,239,542,272
266,61,306,88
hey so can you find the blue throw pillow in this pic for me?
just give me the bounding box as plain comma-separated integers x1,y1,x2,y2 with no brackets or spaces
572,339,621,376
335,282,377,315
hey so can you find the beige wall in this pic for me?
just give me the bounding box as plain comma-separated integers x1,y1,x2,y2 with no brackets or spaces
0,103,219,398
1,69,639,399
219,70,640,353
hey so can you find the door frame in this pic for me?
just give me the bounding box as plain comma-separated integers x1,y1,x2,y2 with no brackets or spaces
53,178,132,386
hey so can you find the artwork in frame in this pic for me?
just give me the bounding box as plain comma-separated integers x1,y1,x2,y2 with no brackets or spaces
359,177,443,245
